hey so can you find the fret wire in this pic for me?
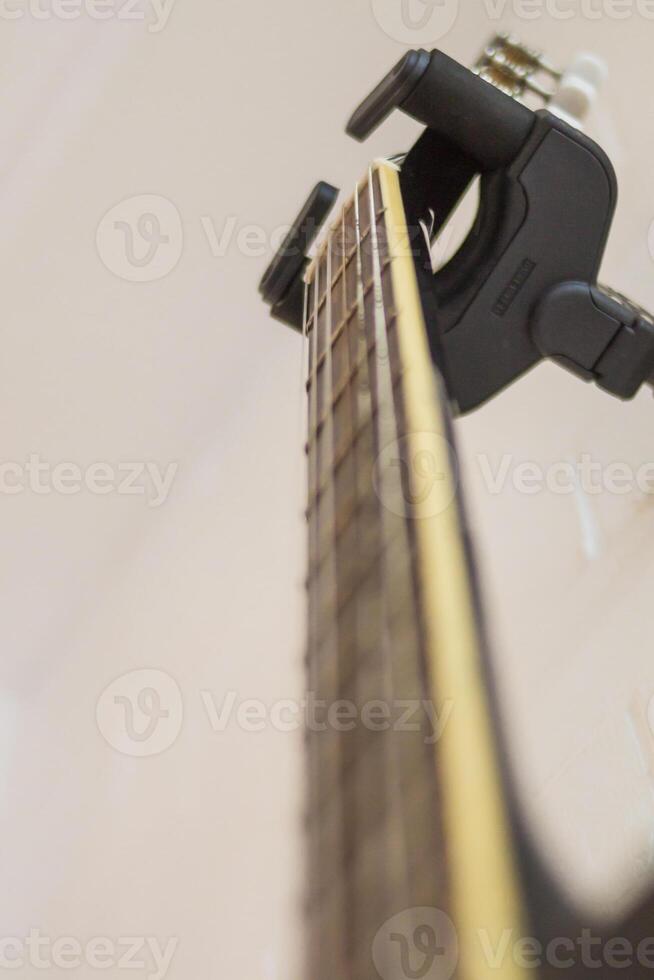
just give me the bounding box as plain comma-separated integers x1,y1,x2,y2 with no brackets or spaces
305,372,408,522
307,760,442,907
307,565,425,721
305,209,387,338
314,588,422,694
306,258,395,386
307,494,388,586
306,697,426,832
305,325,401,453
305,510,412,626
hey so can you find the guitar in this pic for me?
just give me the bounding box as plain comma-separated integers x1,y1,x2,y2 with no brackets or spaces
260,36,654,980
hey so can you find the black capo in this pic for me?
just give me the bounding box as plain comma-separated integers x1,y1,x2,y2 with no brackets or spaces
259,47,654,414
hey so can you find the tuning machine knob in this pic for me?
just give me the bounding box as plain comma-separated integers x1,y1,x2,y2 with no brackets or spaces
475,33,607,128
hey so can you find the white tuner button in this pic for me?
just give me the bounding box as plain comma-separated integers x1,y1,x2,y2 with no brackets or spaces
549,52,608,129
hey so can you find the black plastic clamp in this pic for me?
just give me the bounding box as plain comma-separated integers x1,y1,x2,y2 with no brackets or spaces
533,283,654,399
260,47,654,413
346,48,654,412
259,182,338,329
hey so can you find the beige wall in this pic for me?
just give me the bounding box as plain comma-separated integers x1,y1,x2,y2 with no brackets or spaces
1,2,653,977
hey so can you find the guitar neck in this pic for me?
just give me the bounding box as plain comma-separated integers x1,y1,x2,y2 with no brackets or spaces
303,161,528,980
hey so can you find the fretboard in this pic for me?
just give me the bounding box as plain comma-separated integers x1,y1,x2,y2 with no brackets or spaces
303,161,529,980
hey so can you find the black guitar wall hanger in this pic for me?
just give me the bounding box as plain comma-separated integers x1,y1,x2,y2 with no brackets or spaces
260,38,654,415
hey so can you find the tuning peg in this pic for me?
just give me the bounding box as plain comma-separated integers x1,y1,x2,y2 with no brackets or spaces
548,52,608,127
475,35,607,129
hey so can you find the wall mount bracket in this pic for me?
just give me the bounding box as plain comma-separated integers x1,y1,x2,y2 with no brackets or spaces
260,40,654,415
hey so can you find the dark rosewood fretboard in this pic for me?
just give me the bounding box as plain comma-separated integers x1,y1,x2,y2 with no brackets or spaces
303,161,528,980
304,164,446,979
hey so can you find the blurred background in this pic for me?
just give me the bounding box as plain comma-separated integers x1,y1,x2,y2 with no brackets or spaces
1,1,654,977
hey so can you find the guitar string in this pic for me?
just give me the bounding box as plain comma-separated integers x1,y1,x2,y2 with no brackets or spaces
364,165,412,925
